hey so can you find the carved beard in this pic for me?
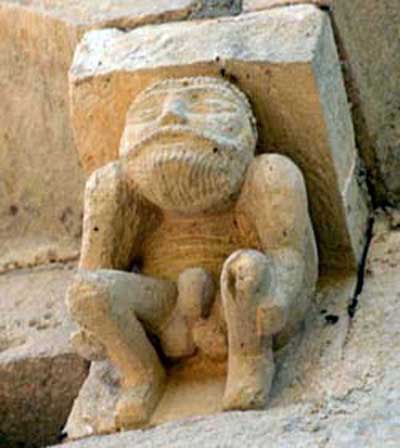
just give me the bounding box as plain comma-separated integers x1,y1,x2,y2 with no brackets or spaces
124,130,250,214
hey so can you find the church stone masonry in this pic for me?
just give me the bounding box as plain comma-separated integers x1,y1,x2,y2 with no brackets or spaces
65,5,369,439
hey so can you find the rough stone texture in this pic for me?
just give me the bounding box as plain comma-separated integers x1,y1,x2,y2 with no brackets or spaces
50,214,400,447
243,0,329,13
0,3,84,272
0,0,204,28
64,270,355,441
0,265,89,447
69,5,369,275
331,1,400,206
192,0,242,18
64,360,122,440
0,0,218,274
243,0,400,207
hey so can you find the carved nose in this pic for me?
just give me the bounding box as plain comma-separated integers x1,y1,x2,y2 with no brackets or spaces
159,99,187,125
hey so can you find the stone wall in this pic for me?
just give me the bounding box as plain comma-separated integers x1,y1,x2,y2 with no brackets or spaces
332,0,400,206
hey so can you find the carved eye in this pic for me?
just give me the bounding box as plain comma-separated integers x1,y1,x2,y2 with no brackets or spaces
134,106,160,122
130,94,166,123
190,97,238,115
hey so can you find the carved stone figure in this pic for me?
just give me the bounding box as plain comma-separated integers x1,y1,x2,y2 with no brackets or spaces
67,77,318,430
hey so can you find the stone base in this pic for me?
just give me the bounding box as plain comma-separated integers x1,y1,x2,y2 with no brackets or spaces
65,274,355,440
65,356,227,439
51,214,400,447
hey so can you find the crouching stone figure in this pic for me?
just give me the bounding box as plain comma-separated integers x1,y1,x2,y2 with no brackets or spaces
67,77,318,429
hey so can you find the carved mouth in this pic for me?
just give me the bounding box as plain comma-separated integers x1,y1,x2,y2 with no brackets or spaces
122,125,234,161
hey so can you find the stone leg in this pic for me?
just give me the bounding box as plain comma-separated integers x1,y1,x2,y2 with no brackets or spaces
67,269,177,428
221,249,282,411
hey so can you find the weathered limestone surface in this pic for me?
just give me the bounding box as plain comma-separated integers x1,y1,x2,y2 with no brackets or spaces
1,0,204,28
0,0,217,273
64,274,355,440
193,0,242,18
243,0,400,206
332,0,400,206
243,0,329,12
69,5,369,274
65,76,319,435
50,214,400,447
0,3,84,272
0,265,89,447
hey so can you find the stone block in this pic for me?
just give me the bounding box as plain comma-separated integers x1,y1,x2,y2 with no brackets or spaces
0,265,89,447
69,5,369,274
192,0,242,18
0,0,203,273
0,0,204,28
0,3,84,272
243,1,400,207
331,0,400,205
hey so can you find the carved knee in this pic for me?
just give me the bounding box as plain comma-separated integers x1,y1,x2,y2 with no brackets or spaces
221,249,287,337
67,270,111,331
222,249,271,302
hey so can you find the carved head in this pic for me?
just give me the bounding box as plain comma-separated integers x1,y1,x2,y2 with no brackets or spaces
120,77,257,213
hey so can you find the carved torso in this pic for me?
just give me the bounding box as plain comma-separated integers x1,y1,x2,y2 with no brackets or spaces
140,207,259,282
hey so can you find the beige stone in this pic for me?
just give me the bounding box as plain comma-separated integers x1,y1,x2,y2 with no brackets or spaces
0,0,204,273
0,265,88,447
66,76,318,435
2,0,203,28
331,0,400,205
64,360,122,439
51,214,400,448
243,0,330,13
69,5,369,275
243,1,400,206
0,3,84,272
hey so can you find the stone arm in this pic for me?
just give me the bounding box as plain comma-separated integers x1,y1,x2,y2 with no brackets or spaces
236,153,318,341
73,160,206,366
79,160,157,271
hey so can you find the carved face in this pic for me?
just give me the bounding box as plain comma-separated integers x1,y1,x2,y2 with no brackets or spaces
120,77,257,213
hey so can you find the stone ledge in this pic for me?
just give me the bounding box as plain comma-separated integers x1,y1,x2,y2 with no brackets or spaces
243,0,331,14
0,1,202,28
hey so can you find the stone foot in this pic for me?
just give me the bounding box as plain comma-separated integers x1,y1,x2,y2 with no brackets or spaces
116,380,164,430
222,345,274,411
